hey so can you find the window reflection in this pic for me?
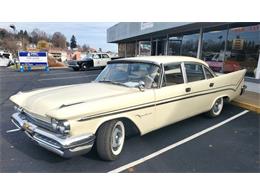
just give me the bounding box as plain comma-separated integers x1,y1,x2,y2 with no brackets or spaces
181,34,199,57
139,41,151,56
202,30,227,72
225,25,259,77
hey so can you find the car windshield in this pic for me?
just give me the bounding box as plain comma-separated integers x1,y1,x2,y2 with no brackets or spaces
95,63,160,89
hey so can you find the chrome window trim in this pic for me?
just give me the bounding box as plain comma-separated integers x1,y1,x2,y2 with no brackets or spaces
181,62,188,83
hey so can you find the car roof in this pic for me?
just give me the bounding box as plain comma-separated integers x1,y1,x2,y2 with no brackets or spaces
111,56,209,67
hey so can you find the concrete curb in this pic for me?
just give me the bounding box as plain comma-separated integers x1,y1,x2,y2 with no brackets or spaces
231,100,260,114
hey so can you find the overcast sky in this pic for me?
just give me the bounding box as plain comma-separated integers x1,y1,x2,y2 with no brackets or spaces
0,22,117,52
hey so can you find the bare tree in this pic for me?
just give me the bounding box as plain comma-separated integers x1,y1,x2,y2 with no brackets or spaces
82,44,90,52
30,28,49,44
51,32,67,49
1,37,18,53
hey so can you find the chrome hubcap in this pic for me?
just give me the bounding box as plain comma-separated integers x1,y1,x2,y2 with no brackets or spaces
111,121,125,155
213,98,223,114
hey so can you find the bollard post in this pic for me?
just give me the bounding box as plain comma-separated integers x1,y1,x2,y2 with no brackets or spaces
28,65,32,72
45,64,49,72
20,64,24,72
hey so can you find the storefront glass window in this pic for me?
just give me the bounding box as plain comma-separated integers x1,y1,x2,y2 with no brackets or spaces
225,24,259,77
139,41,151,56
181,34,199,57
168,36,182,56
118,43,126,57
125,42,135,57
202,29,228,72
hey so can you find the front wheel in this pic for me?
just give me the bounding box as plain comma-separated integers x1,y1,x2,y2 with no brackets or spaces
206,97,224,118
96,120,125,161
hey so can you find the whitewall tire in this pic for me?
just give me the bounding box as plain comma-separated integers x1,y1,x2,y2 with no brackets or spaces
207,97,224,118
96,120,125,161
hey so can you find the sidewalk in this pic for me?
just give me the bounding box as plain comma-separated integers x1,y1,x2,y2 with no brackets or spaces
232,91,260,113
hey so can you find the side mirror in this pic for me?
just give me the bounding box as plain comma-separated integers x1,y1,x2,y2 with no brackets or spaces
138,81,145,92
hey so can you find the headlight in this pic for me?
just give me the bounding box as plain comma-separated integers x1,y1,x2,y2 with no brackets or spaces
51,119,70,135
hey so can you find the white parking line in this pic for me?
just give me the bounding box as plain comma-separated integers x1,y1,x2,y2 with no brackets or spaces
38,75,97,81
109,110,249,173
6,128,20,133
40,72,87,76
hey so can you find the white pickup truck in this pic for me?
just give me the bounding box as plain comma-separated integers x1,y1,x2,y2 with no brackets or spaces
68,53,112,71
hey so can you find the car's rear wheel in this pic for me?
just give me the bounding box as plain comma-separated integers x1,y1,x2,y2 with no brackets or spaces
96,120,125,161
206,97,224,118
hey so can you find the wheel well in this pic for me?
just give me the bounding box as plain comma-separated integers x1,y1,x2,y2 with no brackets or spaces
95,117,141,138
223,96,230,103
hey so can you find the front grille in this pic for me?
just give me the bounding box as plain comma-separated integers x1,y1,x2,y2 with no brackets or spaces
21,111,54,132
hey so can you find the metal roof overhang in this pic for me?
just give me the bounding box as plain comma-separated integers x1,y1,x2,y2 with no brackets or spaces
107,22,259,43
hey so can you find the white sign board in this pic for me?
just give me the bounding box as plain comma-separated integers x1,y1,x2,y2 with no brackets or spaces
141,22,154,31
18,51,48,65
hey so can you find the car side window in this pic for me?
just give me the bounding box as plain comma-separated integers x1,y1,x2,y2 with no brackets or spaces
93,54,100,59
185,63,205,82
102,54,109,58
163,63,184,86
204,67,214,79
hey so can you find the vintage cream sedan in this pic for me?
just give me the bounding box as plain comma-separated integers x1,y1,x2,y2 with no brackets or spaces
10,56,246,160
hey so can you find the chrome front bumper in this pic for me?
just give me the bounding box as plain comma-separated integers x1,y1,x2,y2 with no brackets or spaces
11,112,95,158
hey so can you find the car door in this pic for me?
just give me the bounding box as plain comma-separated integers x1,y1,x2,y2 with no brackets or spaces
154,62,189,129
92,54,102,67
101,54,111,66
181,62,213,116
154,62,211,130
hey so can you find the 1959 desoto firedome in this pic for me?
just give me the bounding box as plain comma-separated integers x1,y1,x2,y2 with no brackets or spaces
10,56,246,160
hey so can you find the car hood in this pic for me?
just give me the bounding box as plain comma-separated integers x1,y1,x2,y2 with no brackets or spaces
10,82,136,117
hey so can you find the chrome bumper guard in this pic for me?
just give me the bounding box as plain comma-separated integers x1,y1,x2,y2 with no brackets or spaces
240,85,247,95
11,112,95,158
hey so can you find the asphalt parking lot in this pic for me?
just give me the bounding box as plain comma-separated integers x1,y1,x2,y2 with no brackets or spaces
0,67,259,173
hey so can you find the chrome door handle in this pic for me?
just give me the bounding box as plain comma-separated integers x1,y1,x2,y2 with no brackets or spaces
186,87,191,92
209,83,214,87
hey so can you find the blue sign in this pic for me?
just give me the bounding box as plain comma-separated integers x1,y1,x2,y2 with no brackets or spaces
18,51,49,72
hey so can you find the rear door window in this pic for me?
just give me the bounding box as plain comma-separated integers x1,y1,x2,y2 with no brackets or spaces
184,63,205,82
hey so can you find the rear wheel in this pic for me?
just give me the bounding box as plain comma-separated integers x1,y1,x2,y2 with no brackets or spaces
96,120,125,161
206,97,224,118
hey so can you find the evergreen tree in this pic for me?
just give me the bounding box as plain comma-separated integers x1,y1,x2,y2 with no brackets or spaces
70,35,77,49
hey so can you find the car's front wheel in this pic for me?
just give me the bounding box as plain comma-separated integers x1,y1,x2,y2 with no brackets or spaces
96,120,125,161
206,97,224,118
